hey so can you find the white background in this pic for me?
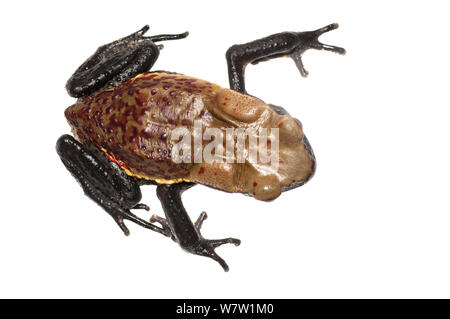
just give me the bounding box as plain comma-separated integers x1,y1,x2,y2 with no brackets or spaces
1,0,449,298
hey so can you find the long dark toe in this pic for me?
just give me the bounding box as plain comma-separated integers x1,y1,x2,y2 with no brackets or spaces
113,215,130,236
210,238,241,248
209,252,230,272
195,211,208,230
137,25,150,36
317,43,346,55
290,23,346,76
191,237,241,271
196,243,230,272
149,214,173,238
132,203,150,211
314,23,339,35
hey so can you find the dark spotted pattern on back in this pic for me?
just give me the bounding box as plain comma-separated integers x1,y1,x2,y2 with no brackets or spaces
65,72,220,181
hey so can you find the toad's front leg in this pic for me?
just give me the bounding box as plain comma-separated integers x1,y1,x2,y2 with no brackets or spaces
226,23,346,94
152,182,241,271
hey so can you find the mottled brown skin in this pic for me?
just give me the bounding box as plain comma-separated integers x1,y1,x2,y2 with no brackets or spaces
65,72,315,201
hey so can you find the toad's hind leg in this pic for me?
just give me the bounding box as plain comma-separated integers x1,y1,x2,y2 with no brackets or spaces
56,134,169,237
66,25,188,98
152,183,240,272
226,23,346,94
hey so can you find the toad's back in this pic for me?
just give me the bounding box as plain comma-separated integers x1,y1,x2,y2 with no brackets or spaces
65,72,315,201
